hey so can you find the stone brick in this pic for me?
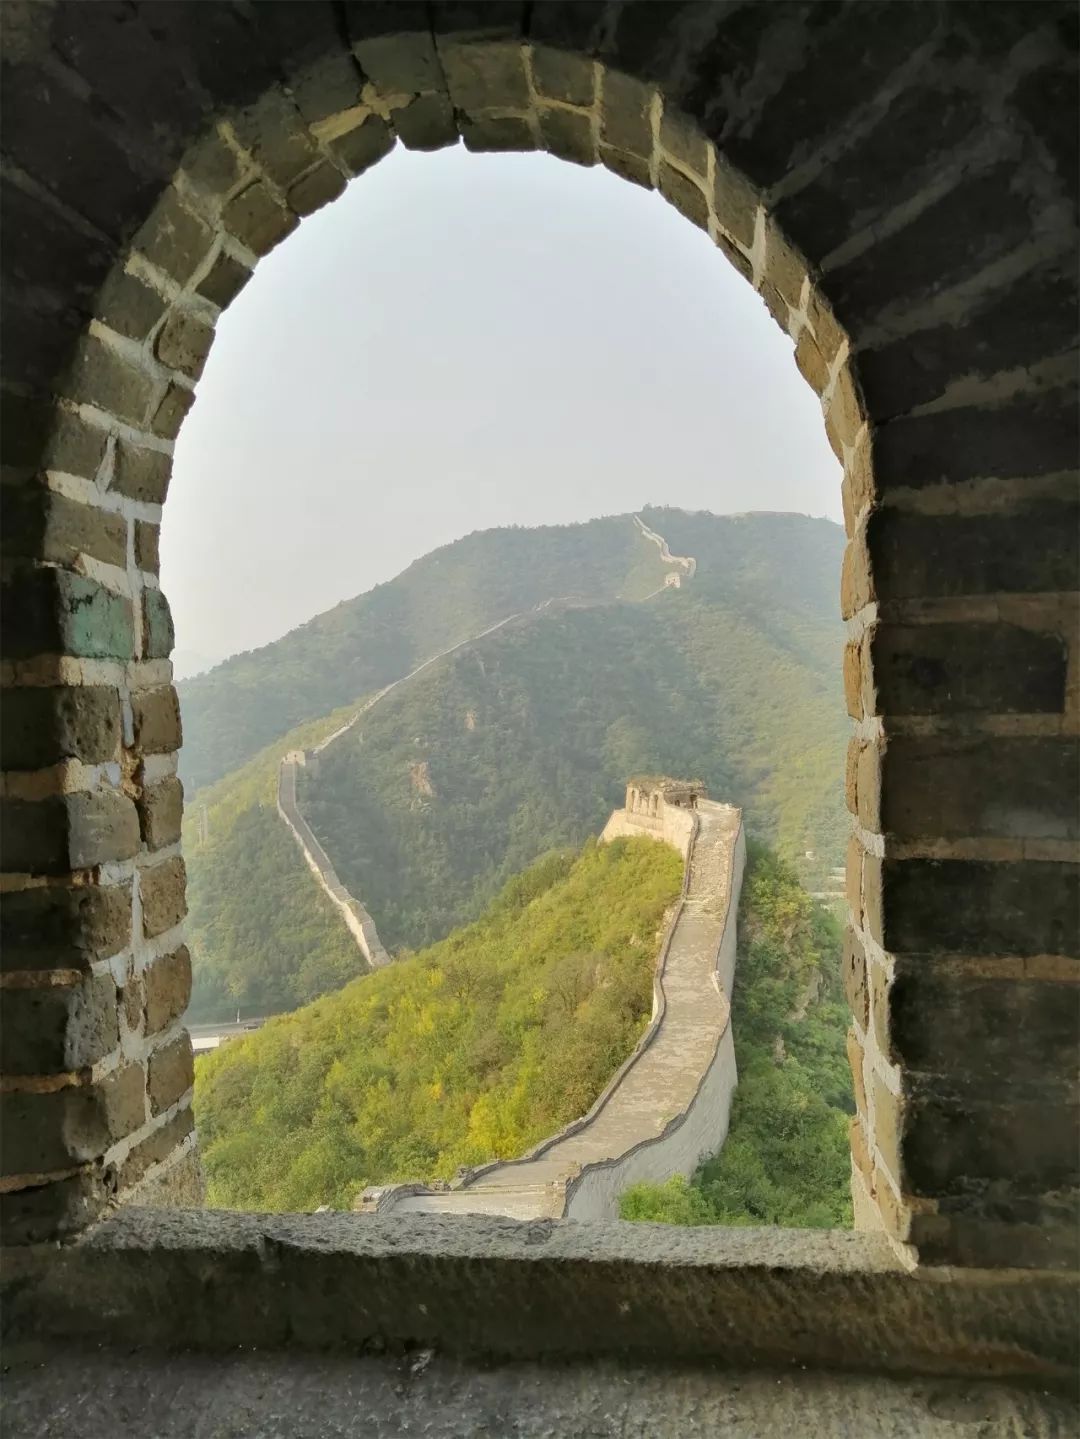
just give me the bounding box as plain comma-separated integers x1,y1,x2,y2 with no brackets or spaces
352,29,443,95
0,881,132,972
1,1063,145,1173
61,334,154,426
538,106,595,167
866,856,1079,958
142,587,175,660
140,855,187,939
886,967,1080,1085
391,92,459,152
825,364,863,456
131,684,182,754
139,777,184,850
845,835,864,929
902,1092,1079,1199
120,1104,195,1187
95,269,167,342
134,520,160,572
658,163,707,229
111,439,172,504
150,381,196,441
871,387,1080,490
179,131,244,198
599,146,651,189
289,53,364,127
36,406,109,483
0,1168,108,1245
871,1072,904,1189
221,181,299,256
439,39,529,111
0,570,134,661
0,685,122,770
912,1209,1080,1272
844,736,859,815
794,330,829,395
2,973,119,1074
659,108,706,174
867,621,1068,716
287,163,348,219
122,975,144,1033
600,70,653,158
459,114,536,154
842,641,863,719
806,290,844,364
713,156,758,251
531,46,595,107
878,736,1079,842
867,504,1080,603
195,249,253,309
856,740,881,832
230,89,319,189
842,927,869,1031
147,1032,195,1114
846,1027,867,1115
1,789,141,875
328,116,396,177
133,188,214,286
1,484,127,569
761,224,806,311
840,532,872,618
143,946,192,1034
154,309,215,381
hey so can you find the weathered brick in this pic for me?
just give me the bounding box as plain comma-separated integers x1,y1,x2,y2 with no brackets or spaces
867,504,1080,603
0,570,134,661
0,1169,108,1245
794,330,829,395
134,188,213,285
531,46,595,107
150,381,195,441
143,946,192,1034
842,927,869,1031
840,532,872,618
658,162,707,229
1,1063,145,1173
134,520,160,573
1,485,127,569
221,181,299,256
886,967,1080,1085
111,439,172,504
287,163,348,218
131,684,182,754
37,406,109,483
844,736,859,815
140,855,187,938
120,1104,195,1188
0,686,122,770
352,29,443,94
538,106,595,167
459,113,536,154
1,789,141,874
902,1092,1079,1198
154,309,215,381
391,92,458,152
842,641,863,719
230,89,319,189
2,973,119,1074
142,587,175,661
659,108,706,174
61,334,155,425
761,223,807,311
179,131,244,198
871,1071,904,1189
195,249,253,309
867,621,1069,716
846,1027,867,1115
139,777,184,850
0,881,132,972
289,53,364,126
95,269,167,341
713,155,758,250
600,70,652,158
856,740,881,832
866,856,1080,958
439,39,529,112
878,735,1079,842
147,1031,195,1114
122,975,144,1033
328,116,396,176
599,146,651,189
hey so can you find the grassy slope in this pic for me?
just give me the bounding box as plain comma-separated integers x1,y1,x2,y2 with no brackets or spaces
194,836,684,1210
621,843,853,1228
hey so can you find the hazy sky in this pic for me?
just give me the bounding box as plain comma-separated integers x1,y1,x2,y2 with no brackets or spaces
165,145,841,668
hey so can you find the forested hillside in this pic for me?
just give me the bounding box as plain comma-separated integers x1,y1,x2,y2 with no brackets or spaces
179,516,671,790
182,509,847,1020
621,843,853,1228
194,837,683,1211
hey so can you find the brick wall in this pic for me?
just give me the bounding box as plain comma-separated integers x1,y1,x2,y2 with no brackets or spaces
1,1,1076,1268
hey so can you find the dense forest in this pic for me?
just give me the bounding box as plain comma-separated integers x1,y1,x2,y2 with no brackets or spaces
179,516,672,790
621,843,853,1228
183,511,846,1020
194,837,684,1210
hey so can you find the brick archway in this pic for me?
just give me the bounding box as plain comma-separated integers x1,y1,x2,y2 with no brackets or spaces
2,2,1076,1273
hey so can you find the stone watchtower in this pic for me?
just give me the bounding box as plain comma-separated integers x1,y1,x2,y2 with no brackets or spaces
625,775,706,823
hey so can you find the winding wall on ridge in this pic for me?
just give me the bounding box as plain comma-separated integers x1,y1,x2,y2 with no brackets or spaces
361,794,745,1221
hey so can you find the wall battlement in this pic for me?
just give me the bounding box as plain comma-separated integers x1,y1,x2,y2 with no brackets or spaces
361,788,745,1221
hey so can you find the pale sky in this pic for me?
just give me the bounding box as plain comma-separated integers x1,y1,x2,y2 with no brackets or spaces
165,144,841,671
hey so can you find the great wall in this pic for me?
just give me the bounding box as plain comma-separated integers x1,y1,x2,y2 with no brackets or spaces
272,517,744,1217
276,515,697,974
